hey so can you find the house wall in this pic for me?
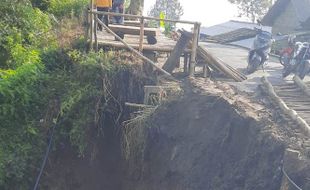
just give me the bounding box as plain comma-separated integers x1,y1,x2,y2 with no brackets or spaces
272,1,300,34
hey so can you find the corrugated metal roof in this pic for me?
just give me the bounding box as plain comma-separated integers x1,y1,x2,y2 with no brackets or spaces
200,20,271,36
210,28,257,43
262,0,310,26
292,0,310,22
262,0,290,25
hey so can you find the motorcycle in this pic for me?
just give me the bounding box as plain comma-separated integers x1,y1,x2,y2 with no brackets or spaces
282,41,310,79
279,36,295,67
247,27,273,74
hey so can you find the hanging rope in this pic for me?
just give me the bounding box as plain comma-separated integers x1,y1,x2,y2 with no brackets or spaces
33,116,61,190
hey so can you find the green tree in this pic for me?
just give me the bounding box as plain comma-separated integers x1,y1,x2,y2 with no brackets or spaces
148,0,184,21
0,0,52,69
127,0,144,15
228,0,274,22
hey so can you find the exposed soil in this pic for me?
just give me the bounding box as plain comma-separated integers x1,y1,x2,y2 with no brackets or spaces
41,76,310,190
40,65,154,190
122,78,310,190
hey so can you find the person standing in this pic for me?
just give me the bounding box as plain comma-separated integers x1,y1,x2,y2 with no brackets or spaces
95,0,112,29
112,0,125,24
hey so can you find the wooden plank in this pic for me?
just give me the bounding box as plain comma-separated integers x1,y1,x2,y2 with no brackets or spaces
294,75,310,97
261,76,310,136
139,18,145,52
97,18,172,77
124,20,148,27
198,46,244,82
90,2,94,50
91,10,197,25
109,24,159,36
125,102,155,108
94,16,98,52
163,30,193,73
189,23,199,76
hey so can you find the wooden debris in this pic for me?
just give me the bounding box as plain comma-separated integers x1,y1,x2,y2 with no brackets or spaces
109,24,159,37
198,46,247,82
261,76,310,136
97,18,172,77
125,102,155,108
294,75,310,97
163,30,193,73
124,20,149,27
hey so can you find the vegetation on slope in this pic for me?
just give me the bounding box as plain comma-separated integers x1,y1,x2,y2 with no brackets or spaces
0,0,140,189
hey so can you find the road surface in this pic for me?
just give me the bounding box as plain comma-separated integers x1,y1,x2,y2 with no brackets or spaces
200,42,310,92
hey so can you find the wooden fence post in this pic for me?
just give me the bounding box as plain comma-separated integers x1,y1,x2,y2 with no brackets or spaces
139,17,145,52
184,53,189,73
90,0,94,50
94,13,98,52
189,22,200,77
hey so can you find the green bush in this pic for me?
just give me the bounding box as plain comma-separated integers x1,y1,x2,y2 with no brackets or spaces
0,0,52,69
0,62,46,189
49,0,89,18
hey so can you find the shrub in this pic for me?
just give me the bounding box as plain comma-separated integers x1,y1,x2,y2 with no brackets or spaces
49,0,89,18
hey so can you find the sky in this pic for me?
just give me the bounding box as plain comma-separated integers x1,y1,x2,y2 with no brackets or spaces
143,0,243,27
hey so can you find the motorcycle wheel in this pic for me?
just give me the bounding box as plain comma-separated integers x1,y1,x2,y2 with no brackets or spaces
247,57,261,74
298,61,310,79
279,52,290,66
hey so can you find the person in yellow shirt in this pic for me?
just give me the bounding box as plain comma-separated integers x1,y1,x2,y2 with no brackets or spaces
95,0,112,29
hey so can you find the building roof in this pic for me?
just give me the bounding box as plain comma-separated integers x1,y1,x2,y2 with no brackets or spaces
200,21,272,49
200,20,271,36
262,0,310,26
210,28,257,43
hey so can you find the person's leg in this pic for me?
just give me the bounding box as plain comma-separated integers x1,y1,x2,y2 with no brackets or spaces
118,5,124,24
102,7,110,26
111,4,117,24
97,7,105,30
256,49,267,65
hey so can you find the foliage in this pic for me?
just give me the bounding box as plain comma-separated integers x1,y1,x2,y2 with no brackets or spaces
228,0,274,22
148,0,184,24
0,0,137,188
0,0,52,69
0,62,46,189
0,47,133,188
48,0,89,18
127,0,144,15
31,0,51,11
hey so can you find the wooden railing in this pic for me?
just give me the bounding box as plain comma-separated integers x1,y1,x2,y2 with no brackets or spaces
87,8,201,77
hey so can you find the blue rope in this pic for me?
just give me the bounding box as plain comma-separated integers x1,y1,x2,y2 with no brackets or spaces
33,119,60,190
282,166,303,190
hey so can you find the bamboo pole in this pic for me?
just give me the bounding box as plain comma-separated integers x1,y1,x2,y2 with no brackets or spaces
125,102,155,108
184,53,189,73
91,10,197,25
90,0,94,50
293,75,310,97
261,76,310,136
96,18,172,77
139,17,145,52
198,46,244,82
189,23,200,76
94,14,98,52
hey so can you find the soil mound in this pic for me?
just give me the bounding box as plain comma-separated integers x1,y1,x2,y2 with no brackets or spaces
122,79,310,190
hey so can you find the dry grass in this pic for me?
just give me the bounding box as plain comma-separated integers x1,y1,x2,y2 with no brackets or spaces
55,17,85,48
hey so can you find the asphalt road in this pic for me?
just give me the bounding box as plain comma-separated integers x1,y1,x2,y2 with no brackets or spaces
200,42,310,92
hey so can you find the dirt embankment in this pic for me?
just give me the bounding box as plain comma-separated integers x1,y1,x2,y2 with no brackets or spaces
40,64,155,190
122,78,310,190
41,73,310,190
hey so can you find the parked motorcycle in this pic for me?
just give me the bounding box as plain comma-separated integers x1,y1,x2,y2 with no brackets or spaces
282,41,310,79
279,35,295,67
247,26,273,74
